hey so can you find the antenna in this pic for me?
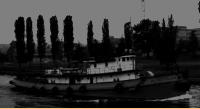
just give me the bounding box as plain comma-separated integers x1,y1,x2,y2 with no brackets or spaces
141,0,145,19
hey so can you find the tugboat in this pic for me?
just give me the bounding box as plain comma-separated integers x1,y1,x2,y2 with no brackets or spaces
9,54,190,99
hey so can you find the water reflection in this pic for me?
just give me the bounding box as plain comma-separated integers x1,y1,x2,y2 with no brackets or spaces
0,75,200,108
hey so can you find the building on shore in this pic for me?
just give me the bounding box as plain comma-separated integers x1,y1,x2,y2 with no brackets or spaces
177,26,200,41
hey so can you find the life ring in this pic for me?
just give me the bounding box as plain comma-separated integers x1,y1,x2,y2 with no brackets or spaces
9,81,14,85
66,87,73,94
52,87,58,94
40,87,46,93
31,86,36,91
79,85,86,92
115,83,124,92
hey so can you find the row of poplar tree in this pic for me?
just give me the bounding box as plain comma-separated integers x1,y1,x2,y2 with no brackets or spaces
14,15,112,68
14,15,74,68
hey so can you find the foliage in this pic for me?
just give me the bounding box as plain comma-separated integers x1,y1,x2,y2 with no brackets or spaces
37,15,46,68
116,37,126,55
133,19,152,58
93,39,101,59
6,41,16,62
57,40,64,60
14,17,25,68
50,16,60,67
156,15,179,70
87,20,94,57
63,15,74,67
102,19,111,58
187,30,199,56
26,17,35,67
150,21,161,56
73,42,85,62
177,38,187,54
124,22,132,49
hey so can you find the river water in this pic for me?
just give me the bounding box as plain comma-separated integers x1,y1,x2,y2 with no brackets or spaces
0,75,199,108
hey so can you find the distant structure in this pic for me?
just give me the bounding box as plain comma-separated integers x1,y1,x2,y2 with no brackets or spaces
141,0,146,19
177,26,200,41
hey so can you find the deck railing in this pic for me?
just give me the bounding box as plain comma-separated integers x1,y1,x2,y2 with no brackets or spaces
87,63,142,74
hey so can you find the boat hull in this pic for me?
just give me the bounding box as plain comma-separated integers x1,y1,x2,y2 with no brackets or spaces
71,81,188,99
10,74,190,99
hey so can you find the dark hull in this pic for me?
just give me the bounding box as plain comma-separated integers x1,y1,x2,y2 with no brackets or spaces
10,79,189,99
71,82,187,99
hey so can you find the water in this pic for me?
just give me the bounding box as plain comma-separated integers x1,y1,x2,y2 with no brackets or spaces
0,75,199,108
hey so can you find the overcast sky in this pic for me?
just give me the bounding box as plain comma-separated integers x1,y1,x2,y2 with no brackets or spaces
0,0,200,44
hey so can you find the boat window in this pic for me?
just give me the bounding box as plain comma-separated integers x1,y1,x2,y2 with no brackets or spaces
122,57,126,62
76,77,81,82
127,57,129,61
94,63,96,68
130,57,133,60
105,62,108,67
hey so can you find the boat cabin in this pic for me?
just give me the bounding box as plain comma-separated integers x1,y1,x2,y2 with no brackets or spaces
42,55,143,84
84,55,137,74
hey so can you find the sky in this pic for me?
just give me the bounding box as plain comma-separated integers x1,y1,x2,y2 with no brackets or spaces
0,0,200,44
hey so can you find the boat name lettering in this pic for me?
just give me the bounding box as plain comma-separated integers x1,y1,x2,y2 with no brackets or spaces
151,76,177,83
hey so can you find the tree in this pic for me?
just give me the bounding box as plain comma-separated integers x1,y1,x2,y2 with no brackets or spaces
63,15,74,67
124,22,132,49
14,17,25,68
87,20,94,57
26,17,35,68
188,30,199,57
6,41,16,62
116,37,126,55
37,15,46,69
102,19,111,58
150,20,161,56
133,19,152,58
57,40,64,60
157,15,179,70
50,16,60,68
177,38,187,54
73,42,84,62
93,39,101,59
